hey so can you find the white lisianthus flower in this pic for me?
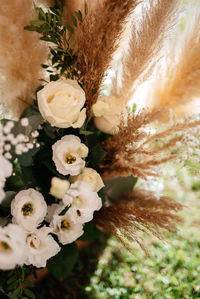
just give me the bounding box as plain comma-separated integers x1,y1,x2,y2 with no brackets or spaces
0,155,13,203
25,226,60,268
52,135,88,176
37,78,86,128
0,224,27,270
50,177,70,199
70,167,104,192
45,202,65,223
11,189,47,231
50,211,84,245
63,181,102,223
93,96,126,135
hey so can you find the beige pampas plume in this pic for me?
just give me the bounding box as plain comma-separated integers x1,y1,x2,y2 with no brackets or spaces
95,188,183,253
0,0,48,119
75,0,139,112
116,0,179,103
148,7,200,118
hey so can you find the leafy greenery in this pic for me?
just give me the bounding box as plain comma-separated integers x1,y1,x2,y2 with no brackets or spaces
24,0,86,81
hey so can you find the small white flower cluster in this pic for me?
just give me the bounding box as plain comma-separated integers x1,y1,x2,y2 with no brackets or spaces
0,119,40,159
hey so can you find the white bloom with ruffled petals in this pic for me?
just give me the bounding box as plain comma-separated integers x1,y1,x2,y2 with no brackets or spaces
25,226,60,268
63,181,102,223
50,211,83,245
0,224,27,270
11,189,47,231
52,135,88,176
70,167,104,192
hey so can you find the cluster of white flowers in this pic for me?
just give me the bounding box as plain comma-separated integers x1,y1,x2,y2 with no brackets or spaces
0,119,40,159
0,78,105,270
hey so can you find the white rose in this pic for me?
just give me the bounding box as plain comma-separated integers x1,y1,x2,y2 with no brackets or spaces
63,181,102,224
50,211,84,245
11,189,47,231
25,226,60,268
37,78,86,128
0,224,27,270
50,177,70,199
70,167,104,192
93,96,126,135
52,135,88,176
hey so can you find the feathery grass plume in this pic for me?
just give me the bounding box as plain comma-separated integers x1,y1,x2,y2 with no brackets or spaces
95,188,183,253
117,0,179,102
0,0,48,119
75,0,139,112
148,7,200,118
100,110,200,180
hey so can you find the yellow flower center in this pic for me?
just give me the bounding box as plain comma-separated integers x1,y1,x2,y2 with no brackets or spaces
73,196,82,208
21,203,33,216
61,220,70,230
65,154,76,164
0,241,11,250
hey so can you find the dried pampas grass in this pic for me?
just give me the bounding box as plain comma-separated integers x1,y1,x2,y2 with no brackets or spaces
76,0,139,112
148,8,200,117
100,110,200,180
119,0,179,102
0,0,48,119
95,188,183,253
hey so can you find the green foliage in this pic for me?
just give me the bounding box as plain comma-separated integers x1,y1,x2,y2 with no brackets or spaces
0,266,35,299
47,242,79,279
24,1,86,81
104,176,137,198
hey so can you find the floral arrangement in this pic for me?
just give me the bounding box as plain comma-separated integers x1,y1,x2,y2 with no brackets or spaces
0,0,200,297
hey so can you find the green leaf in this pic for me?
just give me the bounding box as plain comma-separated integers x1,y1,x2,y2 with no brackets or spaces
89,144,106,165
7,275,17,285
10,287,20,299
24,25,38,31
71,15,77,27
30,20,46,26
23,288,36,299
47,243,78,279
74,10,83,22
79,221,101,241
66,24,74,34
79,130,94,136
104,176,137,199
23,280,35,288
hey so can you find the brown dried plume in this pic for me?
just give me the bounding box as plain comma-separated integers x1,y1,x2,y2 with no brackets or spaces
95,188,183,253
100,110,200,180
75,0,139,112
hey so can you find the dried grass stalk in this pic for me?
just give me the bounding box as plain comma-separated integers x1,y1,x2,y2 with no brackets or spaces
95,188,183,253
100,110,200,180
0,0,48,119
149,8,200,117
76,0,139,112
119,0,179,102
